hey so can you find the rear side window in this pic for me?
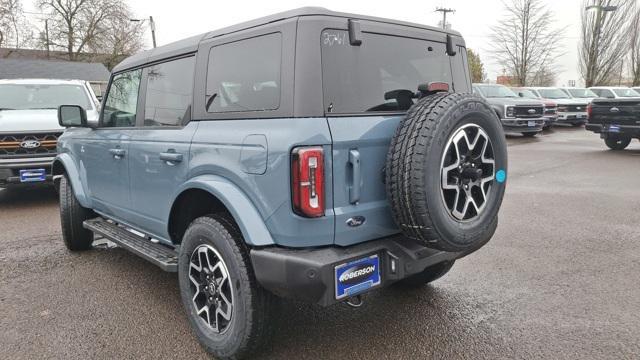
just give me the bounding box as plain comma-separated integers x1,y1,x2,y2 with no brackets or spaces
206,33,281,113
321,30,452,114
144,56,195,126
102,69,142,128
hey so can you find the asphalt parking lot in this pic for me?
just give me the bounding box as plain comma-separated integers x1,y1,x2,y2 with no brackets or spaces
1,127,639,359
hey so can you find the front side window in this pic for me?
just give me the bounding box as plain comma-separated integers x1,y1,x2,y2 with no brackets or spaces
206,33,282,113
0,84,91,111
102,69,142,127
322,31,453,113
144,57,195,126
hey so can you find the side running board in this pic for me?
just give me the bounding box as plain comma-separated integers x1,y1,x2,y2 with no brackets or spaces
83,218,178,272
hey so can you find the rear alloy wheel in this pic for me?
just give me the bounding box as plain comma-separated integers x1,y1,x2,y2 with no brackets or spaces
189,244,234,334
178,215,277,359
604,136,631,150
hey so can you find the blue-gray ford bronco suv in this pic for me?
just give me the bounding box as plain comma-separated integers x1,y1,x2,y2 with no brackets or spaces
54,8,507,359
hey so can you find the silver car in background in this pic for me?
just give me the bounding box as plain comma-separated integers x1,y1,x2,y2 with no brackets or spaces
0,79,99,187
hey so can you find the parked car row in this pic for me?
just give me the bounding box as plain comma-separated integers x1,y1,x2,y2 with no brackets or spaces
472,83,640,139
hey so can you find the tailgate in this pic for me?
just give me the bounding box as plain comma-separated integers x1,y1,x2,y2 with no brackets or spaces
590,99,640,126
328,115,402,246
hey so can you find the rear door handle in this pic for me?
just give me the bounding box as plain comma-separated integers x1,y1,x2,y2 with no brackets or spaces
108,148,126,159
348,149,361,204
159,151,183,163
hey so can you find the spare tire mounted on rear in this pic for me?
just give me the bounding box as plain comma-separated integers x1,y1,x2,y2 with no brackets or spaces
385,92,508,252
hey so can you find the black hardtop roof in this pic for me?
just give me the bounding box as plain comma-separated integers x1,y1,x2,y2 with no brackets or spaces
112,7,462,73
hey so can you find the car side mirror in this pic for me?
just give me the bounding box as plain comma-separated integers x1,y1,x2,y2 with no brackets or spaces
58,105,88,127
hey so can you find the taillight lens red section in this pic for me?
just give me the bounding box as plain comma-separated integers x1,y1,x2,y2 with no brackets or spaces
291,146,325,218
587,104,593,119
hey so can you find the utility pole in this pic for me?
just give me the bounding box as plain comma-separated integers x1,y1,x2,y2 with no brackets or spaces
130,16,157,48
435,7,455,30
149,16,157,48
44,19,50,59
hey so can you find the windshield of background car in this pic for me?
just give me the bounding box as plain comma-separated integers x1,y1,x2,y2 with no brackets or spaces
321,30,454,113
517,89,538,98
538,88,570,99
613,88,640,97
567,88,597,98
0,84,91,111
475,85,517,98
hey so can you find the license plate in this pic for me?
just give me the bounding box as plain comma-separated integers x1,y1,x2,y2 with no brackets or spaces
19,169,46,183
335,254,381,300
609,125,620,133
527,121,536,127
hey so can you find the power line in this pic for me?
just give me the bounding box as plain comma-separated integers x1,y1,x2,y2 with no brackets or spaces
435,7,455,30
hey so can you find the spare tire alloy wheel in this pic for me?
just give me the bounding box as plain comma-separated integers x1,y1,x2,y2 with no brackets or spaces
441,124,495,221
189,244,234,334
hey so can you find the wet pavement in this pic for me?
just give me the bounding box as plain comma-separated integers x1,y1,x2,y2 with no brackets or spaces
1,127,639,359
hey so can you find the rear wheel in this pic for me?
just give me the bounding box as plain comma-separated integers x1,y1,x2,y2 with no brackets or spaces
386,93,508,252
604,135,631,150
178,215,277,359
396,261,455,288
59,175,94,251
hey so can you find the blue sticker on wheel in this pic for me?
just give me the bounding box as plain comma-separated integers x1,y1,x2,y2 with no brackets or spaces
496,169,506,183
335,254,381,300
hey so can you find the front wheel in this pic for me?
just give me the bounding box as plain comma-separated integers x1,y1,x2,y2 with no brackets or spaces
178,215,277,359
604,136,631,150
59,175,94,251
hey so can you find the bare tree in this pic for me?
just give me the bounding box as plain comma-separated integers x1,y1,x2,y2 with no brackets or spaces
37,0,143,61
489,0,564,87
91,15,144,69
579,0,636,86
529,65,557,86
630,2,640,86
0,0,31,49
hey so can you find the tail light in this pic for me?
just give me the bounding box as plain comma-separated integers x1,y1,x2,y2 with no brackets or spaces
587,104,593,120
291,146,325,218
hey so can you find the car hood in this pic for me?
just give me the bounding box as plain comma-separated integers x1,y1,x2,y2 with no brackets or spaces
0,109,98,133
483,97,544,107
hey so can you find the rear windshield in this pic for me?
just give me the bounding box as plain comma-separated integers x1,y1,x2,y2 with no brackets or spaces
321,30,454,114
613,88,640,98
567,88,597,98
538,88,570,99
0,84,91,111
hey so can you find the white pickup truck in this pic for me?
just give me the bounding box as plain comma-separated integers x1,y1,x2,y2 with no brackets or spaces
0,79,100,187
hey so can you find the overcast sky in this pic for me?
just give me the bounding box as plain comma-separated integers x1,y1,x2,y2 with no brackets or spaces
27,0,585,86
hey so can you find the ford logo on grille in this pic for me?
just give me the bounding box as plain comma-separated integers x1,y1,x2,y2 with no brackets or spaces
20,140,41,149
528,109,536,114
576,107,582,110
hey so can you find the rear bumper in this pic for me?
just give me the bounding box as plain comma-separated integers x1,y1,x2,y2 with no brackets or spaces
0,156,55,185
250,235,462,307
587,123,640,138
